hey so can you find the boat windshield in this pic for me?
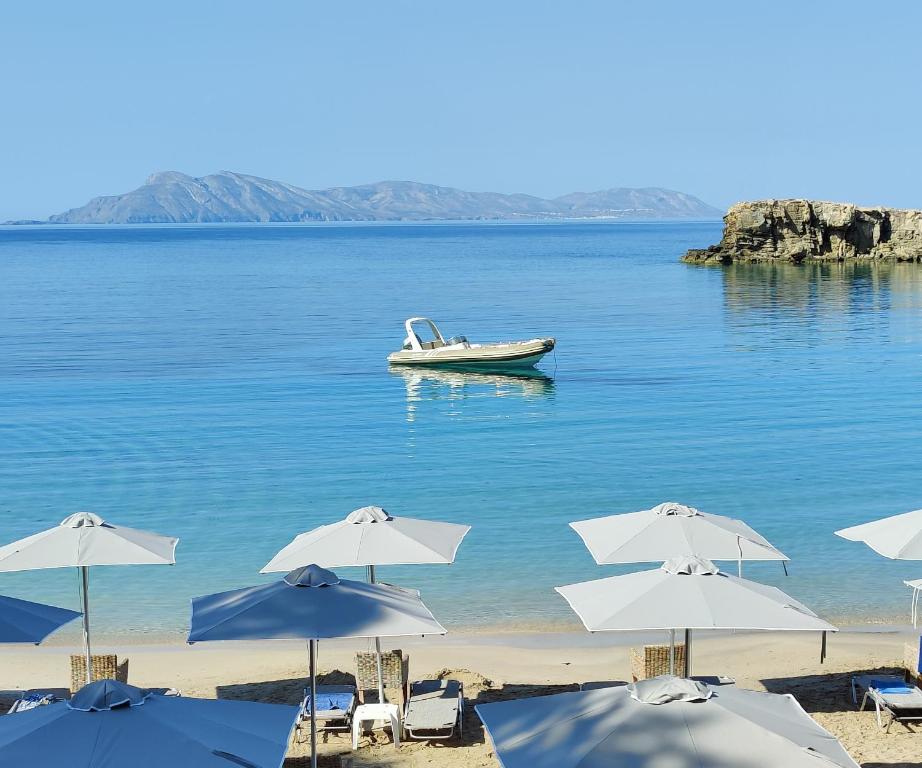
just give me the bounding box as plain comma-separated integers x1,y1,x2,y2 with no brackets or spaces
405,318,446,351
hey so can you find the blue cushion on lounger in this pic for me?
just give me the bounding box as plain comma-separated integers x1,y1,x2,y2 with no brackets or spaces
305,691,354,713
870,680,914,695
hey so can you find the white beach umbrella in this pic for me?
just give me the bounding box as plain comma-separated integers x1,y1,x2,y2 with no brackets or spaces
476,675,859,768
261,505,469,703
570,501,788,575
835,508,922,559
836,510,922,627
0,512,178,683
556,556,836,674
189,564,447,768
260,505,470,572
0,679,299,768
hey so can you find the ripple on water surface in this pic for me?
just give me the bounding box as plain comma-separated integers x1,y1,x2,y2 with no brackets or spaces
1,222,922,639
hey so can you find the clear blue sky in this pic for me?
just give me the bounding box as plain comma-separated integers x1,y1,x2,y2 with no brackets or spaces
3,0,920,220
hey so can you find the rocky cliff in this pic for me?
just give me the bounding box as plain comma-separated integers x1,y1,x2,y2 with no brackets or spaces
40,171,721,224
684,200,922,264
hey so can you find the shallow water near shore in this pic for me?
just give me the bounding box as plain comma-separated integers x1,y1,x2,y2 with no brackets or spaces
2,221,922,640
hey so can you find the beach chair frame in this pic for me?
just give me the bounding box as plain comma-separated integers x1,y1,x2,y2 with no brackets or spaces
294,684,357,743
403,679,464,741
861,689,922,733
851,674,922,733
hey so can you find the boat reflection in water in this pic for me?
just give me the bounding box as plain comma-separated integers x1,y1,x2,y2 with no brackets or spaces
390,365,555,423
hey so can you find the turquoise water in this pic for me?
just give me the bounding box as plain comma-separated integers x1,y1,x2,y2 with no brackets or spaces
2,221,922,639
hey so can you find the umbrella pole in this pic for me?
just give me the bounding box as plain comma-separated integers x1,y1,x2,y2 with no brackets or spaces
669,629,676,675
684,628,692,677
309,639,318,768
80,566,92,685
367,565,386,705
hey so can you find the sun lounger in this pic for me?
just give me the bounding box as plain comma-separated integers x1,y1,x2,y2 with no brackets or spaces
1,688,70,715
403,679,463,740
295,684,357,743
579,681,625,691
690,675,735,687
851,674,922,732
6,691,64,714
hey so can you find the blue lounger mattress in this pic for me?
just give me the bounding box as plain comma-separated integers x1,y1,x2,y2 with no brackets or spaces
304,685,356,716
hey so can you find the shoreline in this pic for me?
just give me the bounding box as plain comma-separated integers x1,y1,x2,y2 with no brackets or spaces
27,620,922,650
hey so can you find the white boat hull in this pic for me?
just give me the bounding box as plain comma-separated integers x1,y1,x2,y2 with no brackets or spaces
388,338,555,369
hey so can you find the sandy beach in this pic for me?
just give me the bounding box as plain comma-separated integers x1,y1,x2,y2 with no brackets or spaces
4,629,919,767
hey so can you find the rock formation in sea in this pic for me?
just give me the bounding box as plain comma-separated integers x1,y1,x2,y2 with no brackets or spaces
684,200,922,264
37,171,721,224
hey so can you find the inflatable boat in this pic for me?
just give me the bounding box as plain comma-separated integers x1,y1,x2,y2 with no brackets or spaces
387,317,555,370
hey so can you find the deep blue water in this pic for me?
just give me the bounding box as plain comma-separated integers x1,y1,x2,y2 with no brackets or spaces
2,221,922,638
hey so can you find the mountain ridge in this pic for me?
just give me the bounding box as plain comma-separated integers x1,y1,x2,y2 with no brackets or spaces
33,171,721,224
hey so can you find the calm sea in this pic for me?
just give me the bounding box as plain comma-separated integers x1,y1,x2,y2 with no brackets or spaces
2,221,922,639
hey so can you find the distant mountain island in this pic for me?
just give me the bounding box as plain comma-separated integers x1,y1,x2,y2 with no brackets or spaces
30,171,721,224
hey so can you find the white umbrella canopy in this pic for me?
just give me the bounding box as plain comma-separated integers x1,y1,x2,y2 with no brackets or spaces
260,505,471,572
835,509,922,559
556,556,834,633
0,513,177,569
556,556,835,675
188,564,447,642
476,676,859,768
570,501,788,569
189,564,447,768
0,512,178,683
0,679,299,768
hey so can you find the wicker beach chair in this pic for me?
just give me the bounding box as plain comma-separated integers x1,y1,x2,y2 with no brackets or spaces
355,650,408,709
630,644,687,682
70,655,129,693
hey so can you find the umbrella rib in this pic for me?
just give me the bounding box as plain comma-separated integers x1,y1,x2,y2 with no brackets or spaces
377,522,460,563
709,696,852,766
594,520,656,562
86,526,176,564
494,695,617,749
679,707,706,768
679,521,697,561
294,523,344,550
191,587,292,640
0,528,55,569
896,528,922,559
355,523,371,564
264,523,350,569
